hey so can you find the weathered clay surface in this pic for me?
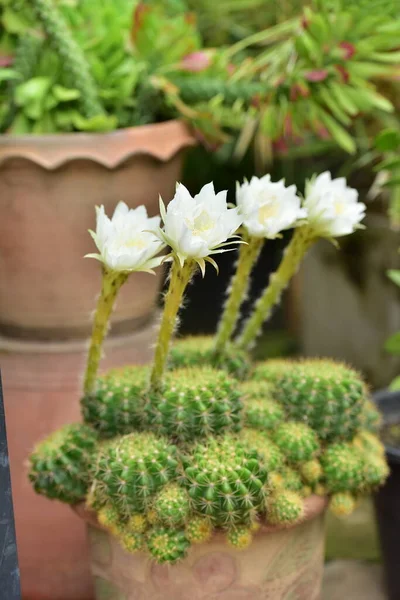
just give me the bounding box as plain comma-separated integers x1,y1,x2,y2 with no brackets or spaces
87,506,325,600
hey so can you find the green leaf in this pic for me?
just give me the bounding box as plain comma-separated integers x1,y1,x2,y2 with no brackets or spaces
2,7,31,34
385,332,400,355
389,376,400,391
382,177,400,188
388,269,400,287
317,108,356,154
375,156,400,172
53,85,81,102
15,77,52,120
328,83,358,116
376,129,400,152
72,113,117,132
0,68,20,83
358,88,393,113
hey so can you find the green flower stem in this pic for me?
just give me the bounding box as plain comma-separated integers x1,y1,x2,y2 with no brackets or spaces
215,235,264,355
83,268,128,396
150,258,195,392
236,226,316,351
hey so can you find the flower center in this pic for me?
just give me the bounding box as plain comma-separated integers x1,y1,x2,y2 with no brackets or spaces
120,235,147,250
187,210,215,237
258,202,279,224
334,200,346,215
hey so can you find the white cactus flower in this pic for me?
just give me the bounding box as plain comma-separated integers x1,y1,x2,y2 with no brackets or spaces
87,202,164,273
158,182,243,274
236,175,307,238
304,171,366,238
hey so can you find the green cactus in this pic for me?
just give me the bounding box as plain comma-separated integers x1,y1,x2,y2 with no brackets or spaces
30,0,104,118
241,381,284,431
273,422,320,464
279,467,304,493
329,492,356,517
241,429,285,471
321,442,364,493
81,366,148,439
127,513,148,534
226,525,253,549
97,504,123,536
361,455,390,490
268,490,304,526
360,399,382,434
147,527,190,564
255,360,367,442
352,430,385,457
152,484,191,527
144,367,242,443
170,76,268,106
182,435,268,527
169,336,250,379
120,532,145,553
28,423,98,504
92,432,179,517
185,516,213,544
300,460,323,485
252,360,291,384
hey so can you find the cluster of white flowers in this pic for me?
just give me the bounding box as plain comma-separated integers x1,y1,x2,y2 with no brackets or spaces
88,171,366,273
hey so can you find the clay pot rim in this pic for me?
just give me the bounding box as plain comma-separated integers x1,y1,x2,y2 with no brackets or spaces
73,494,328,537
0,119,196,170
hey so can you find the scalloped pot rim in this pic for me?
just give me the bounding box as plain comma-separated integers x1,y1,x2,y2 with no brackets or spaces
73,494,329,537
0,120,196,170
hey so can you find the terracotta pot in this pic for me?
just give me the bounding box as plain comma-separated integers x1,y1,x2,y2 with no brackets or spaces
75,496,328,600
0,121,195,340
2,318,159,600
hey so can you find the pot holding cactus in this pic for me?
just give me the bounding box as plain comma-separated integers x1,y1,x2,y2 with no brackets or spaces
28,173,389,600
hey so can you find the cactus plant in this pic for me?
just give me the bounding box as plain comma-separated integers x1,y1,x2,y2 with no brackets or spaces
254,360,367,442
273,422,320,464
321,442,364,493
144,366,242,443
241,429,285,471
226,525,253,549
152,484,191,528
330,492,357,517
29,423,98,504
81,366,148,439
185,516,213,544
169,336,250,379
242,381,284,431
268,490,305,526
181,436,268,527
91,432,179,517
146,527,190,564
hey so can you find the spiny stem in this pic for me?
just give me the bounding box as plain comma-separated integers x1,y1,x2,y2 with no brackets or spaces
150,259,195,392
83,268,128,396
214,235,264,355
236,226,316,351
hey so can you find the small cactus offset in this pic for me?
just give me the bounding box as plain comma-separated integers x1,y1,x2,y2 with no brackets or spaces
254,360,367,442
226,525,253,550
330,492,357,517
185,516,213,544
321,443,364,493
241,429,285,471
360,399,383,434
152,484,191,527
273,422,320,464
29,423,98,504
81,366,148,439
182,436,268,527
144,367,242,443
91,432,179,517
147,527,190,564
268,491,305,526
241,381,284,431
169,336,250,379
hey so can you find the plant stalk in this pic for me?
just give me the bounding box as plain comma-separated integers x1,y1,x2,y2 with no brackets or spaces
83,268,128,396
150,259,195,392
215,234,264,355
236,226,315,351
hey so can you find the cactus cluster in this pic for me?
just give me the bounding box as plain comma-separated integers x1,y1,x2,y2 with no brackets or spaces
29,423,98,504
28,353,389,564
169,336,250,379
253,359,367,442
144,367,242,442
